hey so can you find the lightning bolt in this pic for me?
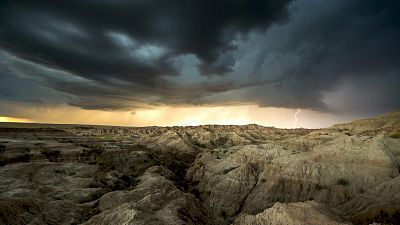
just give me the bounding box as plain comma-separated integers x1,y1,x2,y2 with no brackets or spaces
292,109,301,129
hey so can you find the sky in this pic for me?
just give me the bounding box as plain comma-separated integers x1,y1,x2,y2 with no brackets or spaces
0,0,399,128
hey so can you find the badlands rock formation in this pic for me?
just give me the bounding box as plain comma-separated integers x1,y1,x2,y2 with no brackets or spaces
0,112,399,224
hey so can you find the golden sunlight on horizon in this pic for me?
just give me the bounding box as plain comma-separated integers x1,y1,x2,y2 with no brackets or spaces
0,116,32,123
0,103,358,129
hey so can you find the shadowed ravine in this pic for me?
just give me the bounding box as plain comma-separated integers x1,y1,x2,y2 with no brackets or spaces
1,112,400,225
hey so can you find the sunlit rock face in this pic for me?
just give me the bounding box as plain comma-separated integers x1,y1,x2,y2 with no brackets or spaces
233,201,349,225
0,112,400,225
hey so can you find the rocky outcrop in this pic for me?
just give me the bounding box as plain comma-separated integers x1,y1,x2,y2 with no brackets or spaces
0,162,102,224
83,166,210,225
186,135,399,221
338,176,400,224
233,201,348,225
331,111,400,136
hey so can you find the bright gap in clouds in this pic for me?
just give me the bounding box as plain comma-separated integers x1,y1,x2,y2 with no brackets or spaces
0,103,358,129
0,117,32,123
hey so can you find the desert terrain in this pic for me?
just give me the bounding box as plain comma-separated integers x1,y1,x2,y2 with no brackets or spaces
1,112,400,225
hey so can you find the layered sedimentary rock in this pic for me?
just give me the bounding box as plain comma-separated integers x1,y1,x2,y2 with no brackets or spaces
0,112,399,224
233,201,348,225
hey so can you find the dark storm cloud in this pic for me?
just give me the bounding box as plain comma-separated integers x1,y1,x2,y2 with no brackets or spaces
0,0,291,78
0,0,400,114
208,0,400,113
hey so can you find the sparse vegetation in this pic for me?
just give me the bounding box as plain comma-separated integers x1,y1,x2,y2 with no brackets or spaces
339,128,350,132
389,131,400,138
192,188,201,198
95,159,107,167
221,210,228,219
41,149,61,162
194,142,207,148
222,166,238,175
352,207,400,225
87,159,97,165
315,183,323,190
337,178,350,186
211,136,228,146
